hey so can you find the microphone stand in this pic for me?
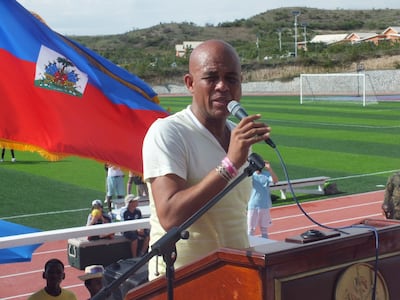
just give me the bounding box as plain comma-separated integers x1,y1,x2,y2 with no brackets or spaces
92,153,265,300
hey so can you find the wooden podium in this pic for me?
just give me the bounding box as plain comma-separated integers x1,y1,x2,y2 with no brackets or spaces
125,219,400,300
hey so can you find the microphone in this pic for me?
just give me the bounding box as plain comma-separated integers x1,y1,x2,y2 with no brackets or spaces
227,100,276,148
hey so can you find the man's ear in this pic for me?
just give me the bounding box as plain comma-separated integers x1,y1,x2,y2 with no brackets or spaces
62,272,65,280
42,271,46,279
184,73,194,92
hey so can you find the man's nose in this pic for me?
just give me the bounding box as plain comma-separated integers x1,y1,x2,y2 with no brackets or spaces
215,78,229,90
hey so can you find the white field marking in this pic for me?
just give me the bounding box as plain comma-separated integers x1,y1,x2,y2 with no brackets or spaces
0,265,75,279
32,248,66,256
272,200,382,221
332,169,400,181
269,118,400,129
0,269,41,279
3,293,33,300
270,190,384,211
1,208,88,220
270,213,382,236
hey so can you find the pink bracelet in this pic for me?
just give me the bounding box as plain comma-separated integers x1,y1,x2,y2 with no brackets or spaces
222,156,238,178
216,164,231,182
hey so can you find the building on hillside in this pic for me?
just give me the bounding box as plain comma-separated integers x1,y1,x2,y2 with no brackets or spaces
381,26,400,42
309,34,349,45
304,27,400,49
345,27,400,45
345,32,378,44
175,41,202,58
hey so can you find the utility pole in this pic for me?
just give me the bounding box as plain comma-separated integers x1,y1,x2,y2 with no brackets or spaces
292,11,300,57
301,22,308,51
256,33,260,61
277,28,282,53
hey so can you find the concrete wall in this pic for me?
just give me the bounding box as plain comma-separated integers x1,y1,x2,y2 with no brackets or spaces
153,70,400,96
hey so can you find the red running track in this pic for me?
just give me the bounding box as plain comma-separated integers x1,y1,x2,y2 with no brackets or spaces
0,190,385,300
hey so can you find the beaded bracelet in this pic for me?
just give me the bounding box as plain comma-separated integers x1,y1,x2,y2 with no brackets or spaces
216,157,238,182
216,164,231,182
221,156,238,178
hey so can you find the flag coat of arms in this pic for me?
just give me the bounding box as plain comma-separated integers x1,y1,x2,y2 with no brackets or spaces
0,0,169,172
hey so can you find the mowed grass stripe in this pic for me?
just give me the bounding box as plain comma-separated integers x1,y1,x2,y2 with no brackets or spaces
241,98,400,125
272,135,398,159
268,146,400,174
0,167,97,230
273,125,398,150
257,107,400,127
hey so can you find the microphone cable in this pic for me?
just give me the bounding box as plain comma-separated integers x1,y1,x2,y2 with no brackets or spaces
271,145,380,300
227,100,380,299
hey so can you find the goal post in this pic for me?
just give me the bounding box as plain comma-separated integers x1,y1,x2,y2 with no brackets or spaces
300,73,377,106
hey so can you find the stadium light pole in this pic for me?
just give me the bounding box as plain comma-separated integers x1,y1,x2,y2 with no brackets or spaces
292,11,300,57
256,33,260,61
301,22,308,50
277,28,282,52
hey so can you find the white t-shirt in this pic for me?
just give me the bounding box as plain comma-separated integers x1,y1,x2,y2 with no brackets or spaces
107,165,124,177
143,106,251,279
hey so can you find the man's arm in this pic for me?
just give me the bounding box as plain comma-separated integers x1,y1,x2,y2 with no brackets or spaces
264,161,279,184
150,114,271,231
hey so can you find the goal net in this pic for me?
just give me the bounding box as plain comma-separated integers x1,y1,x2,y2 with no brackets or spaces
300,73,378,106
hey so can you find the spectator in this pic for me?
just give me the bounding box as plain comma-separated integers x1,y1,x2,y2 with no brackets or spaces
127,171,148,197
122,194,150,257
78,265,104,299
247,161,278,238
1,148,16,162
87,199,113,240
382,172,400,219
142,39,272,279
105,163,125,212
28,258,77,300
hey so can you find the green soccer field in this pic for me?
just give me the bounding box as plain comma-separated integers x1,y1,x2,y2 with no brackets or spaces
162,95,400,202
1,95,399,230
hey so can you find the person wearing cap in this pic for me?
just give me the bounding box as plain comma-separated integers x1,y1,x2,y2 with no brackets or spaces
78,265,105,299
86,199,113,240
86,200,105,226
122,194,150,257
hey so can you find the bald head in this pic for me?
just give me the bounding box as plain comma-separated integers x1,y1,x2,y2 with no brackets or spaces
189,40,241,74
183,39,242,123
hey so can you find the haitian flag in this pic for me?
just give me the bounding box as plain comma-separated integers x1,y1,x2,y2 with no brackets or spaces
0,0,168,173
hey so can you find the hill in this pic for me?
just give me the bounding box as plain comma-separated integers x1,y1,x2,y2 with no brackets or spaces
70,7,400,84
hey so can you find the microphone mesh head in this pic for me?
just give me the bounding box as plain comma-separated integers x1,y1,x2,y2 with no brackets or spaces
227,100,240,115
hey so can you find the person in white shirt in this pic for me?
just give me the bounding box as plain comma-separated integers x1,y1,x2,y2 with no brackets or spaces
143,39,272,279
105,163,125,212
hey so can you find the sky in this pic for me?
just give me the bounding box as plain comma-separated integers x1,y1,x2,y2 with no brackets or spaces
17,0,400,36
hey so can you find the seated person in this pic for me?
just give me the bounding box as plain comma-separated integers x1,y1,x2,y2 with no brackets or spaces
78,265,105,299
123,194,150,257
87,199,113,240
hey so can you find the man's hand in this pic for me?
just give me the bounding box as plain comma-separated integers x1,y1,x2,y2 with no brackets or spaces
382,204,392,219
228,114,271,169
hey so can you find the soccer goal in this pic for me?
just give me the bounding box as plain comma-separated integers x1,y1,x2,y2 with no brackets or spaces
300,73,378,106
